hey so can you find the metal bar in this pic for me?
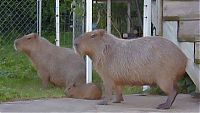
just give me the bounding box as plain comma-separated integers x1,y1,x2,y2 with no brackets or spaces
86,0,93,83
56,0,60,46
107,0,111,33
143,0,152,92
37,0,42,37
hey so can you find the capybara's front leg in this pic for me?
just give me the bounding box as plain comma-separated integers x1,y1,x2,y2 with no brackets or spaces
42,76,50,88
113,85,124,103
38,70,50,88
98,80,113,105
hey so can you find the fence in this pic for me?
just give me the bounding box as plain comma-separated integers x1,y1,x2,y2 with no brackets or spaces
0,0,37,47
0,0,73,48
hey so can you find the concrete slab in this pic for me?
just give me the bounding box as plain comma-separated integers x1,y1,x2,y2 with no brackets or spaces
0,94,199,112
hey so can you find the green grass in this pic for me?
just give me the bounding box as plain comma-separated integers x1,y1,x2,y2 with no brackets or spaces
0,45,65,102
0,77,64,102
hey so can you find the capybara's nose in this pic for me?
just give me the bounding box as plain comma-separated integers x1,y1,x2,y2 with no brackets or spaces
74,42,79,48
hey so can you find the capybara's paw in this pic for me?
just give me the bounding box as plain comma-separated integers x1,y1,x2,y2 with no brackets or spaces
156,103,171,109
112,100,121,103
97,100,109,105
112,97,123,103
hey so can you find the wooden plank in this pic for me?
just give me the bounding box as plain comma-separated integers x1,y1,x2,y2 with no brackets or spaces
163,1,200,20
195,42,200,64
178,20,200,42
163,21,200,91
157,0,163,36
164,0,199,1
151,0,163,36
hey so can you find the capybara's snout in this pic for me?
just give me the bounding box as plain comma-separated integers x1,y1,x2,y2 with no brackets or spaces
74,38,82,54
74,38,80,48
74,42,79,49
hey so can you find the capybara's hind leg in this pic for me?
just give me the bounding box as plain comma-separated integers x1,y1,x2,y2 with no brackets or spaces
157,81,178,109
113,85,124,103
98,79,113,105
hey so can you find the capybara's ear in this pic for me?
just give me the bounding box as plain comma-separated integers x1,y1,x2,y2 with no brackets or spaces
72,83,76,87
98,29,106,36
91,33,96,39
32,33,38,39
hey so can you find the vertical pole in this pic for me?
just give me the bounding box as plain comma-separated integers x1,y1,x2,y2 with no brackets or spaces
37,0,42,37
86,0,93,83
143,0,151,37
107,0,111,33
72,0,76,49
143,0,151,92
135,0,143,31
37,0,39,34
56,0,60,46
127,0,131,33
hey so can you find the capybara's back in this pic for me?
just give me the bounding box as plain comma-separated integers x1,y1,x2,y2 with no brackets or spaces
74,29,187,109
14,33,86,88
110,37,187,86
66,83,102,100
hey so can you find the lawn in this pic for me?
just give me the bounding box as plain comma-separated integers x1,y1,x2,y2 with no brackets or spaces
0,33,195,102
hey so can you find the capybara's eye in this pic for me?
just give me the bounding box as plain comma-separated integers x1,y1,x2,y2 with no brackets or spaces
27,37,31,40
91,34,96,38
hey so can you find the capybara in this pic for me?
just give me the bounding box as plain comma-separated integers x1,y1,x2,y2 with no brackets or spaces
14,33,86,88
74,29,187,109
65,83,102,100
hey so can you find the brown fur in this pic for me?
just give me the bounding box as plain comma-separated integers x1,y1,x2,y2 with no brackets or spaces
65,83,102,100
74,29,187,109
14,33,86,88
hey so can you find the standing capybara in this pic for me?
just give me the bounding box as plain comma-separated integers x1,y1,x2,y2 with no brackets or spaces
65,83,102,100
14,33,86,88
74,29,187,109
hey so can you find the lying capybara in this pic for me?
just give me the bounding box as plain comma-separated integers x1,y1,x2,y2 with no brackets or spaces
74,29,187,109
14,33,86,88
65,83,102,100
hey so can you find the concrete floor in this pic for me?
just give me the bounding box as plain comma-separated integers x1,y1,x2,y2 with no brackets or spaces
0,94,199,112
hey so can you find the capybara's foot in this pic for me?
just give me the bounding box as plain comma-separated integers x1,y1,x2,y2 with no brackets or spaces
112,100,121,103
97,100,109,105
156,103,171,109
112,96,124,103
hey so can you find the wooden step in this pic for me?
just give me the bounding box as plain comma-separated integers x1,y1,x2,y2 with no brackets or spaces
177,20,200,42
163,0,200,21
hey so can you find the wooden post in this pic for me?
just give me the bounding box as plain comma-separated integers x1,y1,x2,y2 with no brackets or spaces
135,0,143,31
127,0,131,33
195,41,200,64
156,0,163,36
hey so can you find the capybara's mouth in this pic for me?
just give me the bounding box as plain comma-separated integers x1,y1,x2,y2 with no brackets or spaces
74,47,79,54
74,47,84,56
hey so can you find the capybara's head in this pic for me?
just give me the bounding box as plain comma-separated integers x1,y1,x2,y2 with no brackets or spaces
65,83,79,98
14,33,39,52
74,29,107,57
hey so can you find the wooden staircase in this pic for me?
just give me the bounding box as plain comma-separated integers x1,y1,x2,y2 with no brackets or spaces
152,0,200,91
